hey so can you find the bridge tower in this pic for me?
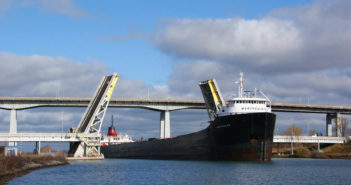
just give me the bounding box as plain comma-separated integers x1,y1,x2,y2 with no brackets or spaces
68,74,119,158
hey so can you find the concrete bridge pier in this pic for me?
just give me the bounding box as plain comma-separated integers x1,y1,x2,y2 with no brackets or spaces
160,110,170,139
326,113,340,136
35,141,41,154
7,109,18,155
10,109,17,134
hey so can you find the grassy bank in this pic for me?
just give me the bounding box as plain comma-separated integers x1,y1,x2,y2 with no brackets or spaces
0,155,69,185
273,142,351,159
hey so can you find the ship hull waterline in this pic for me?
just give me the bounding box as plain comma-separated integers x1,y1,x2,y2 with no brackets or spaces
101,112,276,161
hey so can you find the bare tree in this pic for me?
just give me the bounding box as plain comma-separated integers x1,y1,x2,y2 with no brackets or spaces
280,124,304,155
281,124,303,136
309,129,318,136
334,117,349,137
346,128,351,136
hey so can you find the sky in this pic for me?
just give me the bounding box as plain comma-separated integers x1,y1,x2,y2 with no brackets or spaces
1,0,351,151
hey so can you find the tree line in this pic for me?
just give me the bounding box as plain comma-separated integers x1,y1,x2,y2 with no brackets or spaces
280,117,350,137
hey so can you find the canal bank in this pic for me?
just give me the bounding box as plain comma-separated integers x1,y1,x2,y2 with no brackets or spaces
273,142,351,159
0,155,68,185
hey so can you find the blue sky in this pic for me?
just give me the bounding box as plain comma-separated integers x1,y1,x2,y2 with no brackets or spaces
1,0,351,151
0,0,312,85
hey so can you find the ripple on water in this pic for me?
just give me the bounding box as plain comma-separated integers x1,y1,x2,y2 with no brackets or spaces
9,158,351,185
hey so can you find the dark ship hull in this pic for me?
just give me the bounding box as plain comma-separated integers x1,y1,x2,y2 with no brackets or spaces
101,112,276,161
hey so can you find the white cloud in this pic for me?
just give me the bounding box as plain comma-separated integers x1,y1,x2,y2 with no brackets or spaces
152,0,351,105
0,52,176,99
0,0,86,17
154,1,351,74
0,0,11,11
34,0,86,17
0,52,108,97
155,18,301,66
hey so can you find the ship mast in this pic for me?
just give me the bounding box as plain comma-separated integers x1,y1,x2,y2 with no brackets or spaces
111,114,114,127
236,72,244,98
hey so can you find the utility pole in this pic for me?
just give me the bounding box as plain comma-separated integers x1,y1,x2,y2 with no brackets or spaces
61,111,63,133
291,128,294,155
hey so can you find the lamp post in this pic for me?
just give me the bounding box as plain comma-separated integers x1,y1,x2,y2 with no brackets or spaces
291,128,294,155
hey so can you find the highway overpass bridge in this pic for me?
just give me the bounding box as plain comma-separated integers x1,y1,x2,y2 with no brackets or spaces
1,97,351,139
0,97,351,114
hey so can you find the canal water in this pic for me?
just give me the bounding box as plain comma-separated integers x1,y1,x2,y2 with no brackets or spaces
9,158,351,185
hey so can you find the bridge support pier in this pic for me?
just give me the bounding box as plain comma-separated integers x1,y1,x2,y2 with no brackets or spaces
160,110,170,139
35,141,41,154
8,109,18,155
10,109,17,134
326,113,340,136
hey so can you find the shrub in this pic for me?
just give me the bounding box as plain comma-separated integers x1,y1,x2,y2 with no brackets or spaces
294,147,311,158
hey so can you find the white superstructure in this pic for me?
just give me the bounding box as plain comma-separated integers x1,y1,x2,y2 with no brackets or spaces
217,72,271,116
102,133,134,145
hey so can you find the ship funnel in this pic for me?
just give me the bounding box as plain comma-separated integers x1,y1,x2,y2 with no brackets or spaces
108,114,117,137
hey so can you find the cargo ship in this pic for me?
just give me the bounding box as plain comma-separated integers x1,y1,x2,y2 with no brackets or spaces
101,73,276,161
